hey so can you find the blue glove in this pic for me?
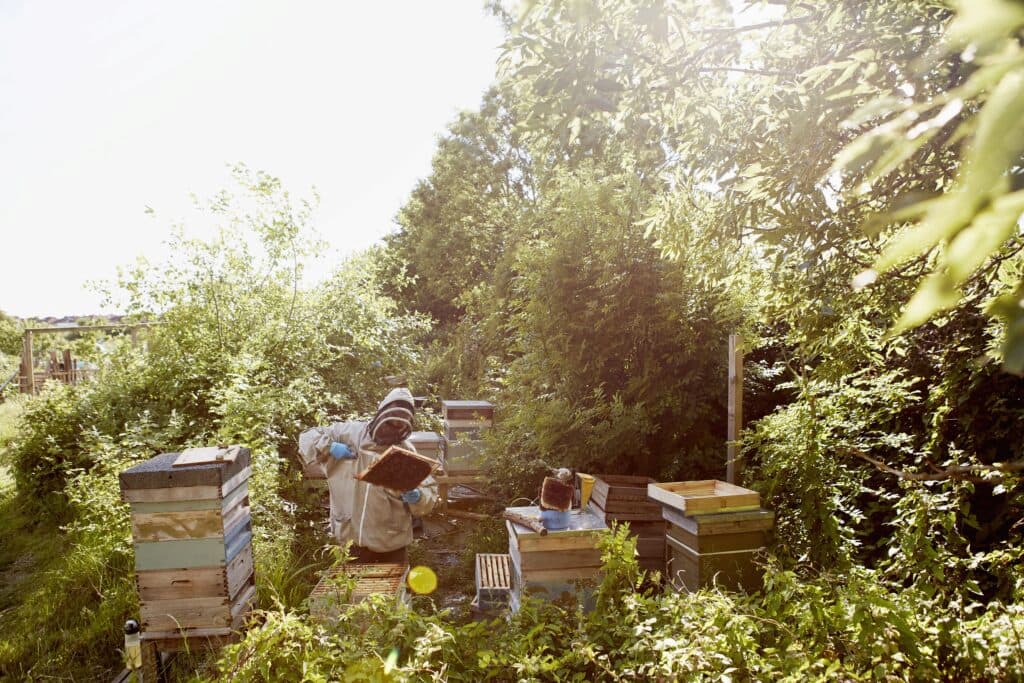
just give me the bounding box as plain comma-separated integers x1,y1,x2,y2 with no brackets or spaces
401,488,422,505
329,442,354,460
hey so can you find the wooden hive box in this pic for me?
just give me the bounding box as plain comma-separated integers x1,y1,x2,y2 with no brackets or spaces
309,563,409,621
661,505,773,594
440,400,495,423
409,431,445,462
444,419,490,442
474,553,512,610
120,449,256,640
505,506,607,610
444,439,486,474
648,480,760,517
588,475,664,571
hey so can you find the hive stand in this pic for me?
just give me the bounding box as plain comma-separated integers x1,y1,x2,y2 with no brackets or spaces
437,401,494,511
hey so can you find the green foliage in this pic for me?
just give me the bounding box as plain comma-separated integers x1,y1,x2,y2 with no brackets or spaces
0,437,140,680
830,0,1024,371
0,309,21,358
484,170,746,495
1,167,430,676
207,545,1024,681
385,87,531,326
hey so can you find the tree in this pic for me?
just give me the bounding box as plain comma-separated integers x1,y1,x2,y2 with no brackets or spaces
385,87,532,325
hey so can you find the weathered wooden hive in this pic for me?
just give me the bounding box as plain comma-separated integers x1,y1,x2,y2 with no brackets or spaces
308,563,409,621
440,400,494,474
587,474,666,572
119,448,256,643
505,505,608,612
648,480,772,593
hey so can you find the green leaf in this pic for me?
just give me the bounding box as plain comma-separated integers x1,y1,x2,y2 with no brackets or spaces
874,195,972,272
945,189,1024,283
961,70,1024,199
893,272,960,333
945,0,1024,49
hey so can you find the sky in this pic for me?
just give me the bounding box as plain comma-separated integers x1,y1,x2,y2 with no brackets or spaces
0,1,505,317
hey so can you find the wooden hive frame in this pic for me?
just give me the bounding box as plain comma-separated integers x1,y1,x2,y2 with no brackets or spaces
648,480,760,516
309,563,409,621
475,553,512,609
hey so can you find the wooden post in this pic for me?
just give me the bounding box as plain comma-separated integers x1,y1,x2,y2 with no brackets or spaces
21,330,34,394
62,349,73,383
726,334,744,485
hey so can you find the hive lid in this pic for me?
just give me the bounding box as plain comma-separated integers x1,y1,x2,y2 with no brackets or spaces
440,400,495,409
119,448,251,491
505,505,608,537
409,431,444,446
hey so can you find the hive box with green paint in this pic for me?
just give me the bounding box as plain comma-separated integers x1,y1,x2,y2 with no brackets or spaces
119,449,256,638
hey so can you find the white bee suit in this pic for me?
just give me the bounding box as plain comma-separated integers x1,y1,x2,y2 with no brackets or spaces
298,390,438,553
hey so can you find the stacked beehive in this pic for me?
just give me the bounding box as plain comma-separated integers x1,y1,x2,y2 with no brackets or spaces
441,400,494,474
587,474,666,573
308,563,409,622
648,480,772,593
505,505,608,612
120,448,256,644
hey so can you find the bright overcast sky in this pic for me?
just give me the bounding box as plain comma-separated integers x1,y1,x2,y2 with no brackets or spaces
0,1,504,317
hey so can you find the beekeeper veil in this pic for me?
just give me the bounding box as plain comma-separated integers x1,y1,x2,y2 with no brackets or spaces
367,388,415,446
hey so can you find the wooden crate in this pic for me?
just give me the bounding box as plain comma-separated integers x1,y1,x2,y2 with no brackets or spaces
136,543,255,602
475,553,512,609
660,505,774,538
141,582,256,632
665,512,771,553
591,474,654,506
441,400,495,422
309,563,409,621
444,421,489,441
648,480,760,516
120,451,251,501
586,477,664,568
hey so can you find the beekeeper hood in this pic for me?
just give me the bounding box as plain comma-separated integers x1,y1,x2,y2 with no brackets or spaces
367,387,415,446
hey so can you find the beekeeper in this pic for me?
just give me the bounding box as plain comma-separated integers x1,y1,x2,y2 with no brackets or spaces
298,388,437,564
